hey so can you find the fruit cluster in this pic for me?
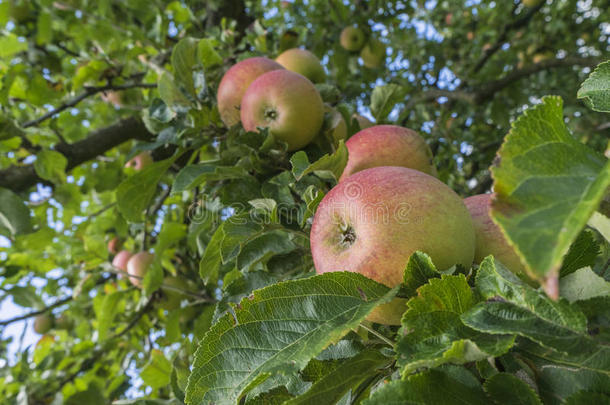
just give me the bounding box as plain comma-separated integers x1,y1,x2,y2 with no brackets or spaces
214,43,529,325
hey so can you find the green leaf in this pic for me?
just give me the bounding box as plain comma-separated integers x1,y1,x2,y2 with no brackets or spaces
588,211,610,242
0,34,27,58
370,84,407,121
0,187,32,237
158,72,191,111
236,230,297,271
286,350,391,405
491,96,610,284
402,251,441,297
198,38,222,68
184,272,398,405
155,222,187,254
116,156,177,222
397,274,514,375
559,267,610,302
559,230,600,277
141,349,172,389
97,291,123,340
483,373,542,405
143,259,164,296
577,60,610,112
290,141,348,181
172,164,248,193
34,149,68,184
364,367,490,405
171,37,200,97
565,391,610,405
461,257,591,353
36,12,53,45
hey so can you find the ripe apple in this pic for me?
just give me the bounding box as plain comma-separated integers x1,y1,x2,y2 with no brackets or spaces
275,48,326,83
340,26,366,51
159,277,189,310
217,57,284,127
107,236,123,254
125,151,153,171
360,38,385,69
34,314,54,334
463,194,529,278
311,166,475,324
112,250,133,273
126,251,154,288
352,114,374,130
339,125,437,182
240,70,324,151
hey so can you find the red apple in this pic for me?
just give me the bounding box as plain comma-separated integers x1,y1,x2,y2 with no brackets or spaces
275,48,325,83
340,26,366,51
310,166,475,324
217,57,284,127
107,236,123,254
339,125,437,182
34,314,54,334
240,70,324,151
463,194,528,278
125,151,153,171
126,251,154,288
112,250,133,274
360,38,385,69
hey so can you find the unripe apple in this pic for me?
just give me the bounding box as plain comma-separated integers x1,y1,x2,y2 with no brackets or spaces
107,236,123,254
311,166,475,324
34,314,54,334
126,251,154,288
217,57,284,127
463,194,528,277
352,114,374,130
340,26,366,51
112,250,133,274
159,276,189,310
125,151,153,171
240,70,324,151
275,48,326,83
360,38,385,69
340,125,437,182
522,0,543,7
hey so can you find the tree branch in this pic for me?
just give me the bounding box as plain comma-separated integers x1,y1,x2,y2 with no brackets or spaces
0,116,153,193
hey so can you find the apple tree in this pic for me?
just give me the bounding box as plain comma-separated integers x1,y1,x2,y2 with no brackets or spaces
0,0,609,404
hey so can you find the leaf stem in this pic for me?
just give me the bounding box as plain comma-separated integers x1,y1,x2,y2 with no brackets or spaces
358,322,394,347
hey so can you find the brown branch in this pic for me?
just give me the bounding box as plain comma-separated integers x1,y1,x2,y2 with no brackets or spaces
22,81,156,129
0,116,153,193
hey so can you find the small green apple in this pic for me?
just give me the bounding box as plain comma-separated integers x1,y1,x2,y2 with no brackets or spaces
360,38,385,69
217,57,284,127
340,125,437,182
340,26,366,51
34,314,54,334
240,70,324,151
311,166,475,324
275,48,325,83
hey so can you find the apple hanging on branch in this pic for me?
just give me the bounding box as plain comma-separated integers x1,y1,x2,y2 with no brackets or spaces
126,251,154,288
275,48,326,83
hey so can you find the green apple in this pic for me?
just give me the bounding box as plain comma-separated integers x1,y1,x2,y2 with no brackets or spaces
463,194,530,279
217,57,284,127
275,48,325,83
159,276,189,310
126,251,154,288
125,151,153,171
340,26,366,51
34,314,54,334
311,166,475,325
360,38,385,69
340,125,437,182
112,250,133,274
240,69,324,151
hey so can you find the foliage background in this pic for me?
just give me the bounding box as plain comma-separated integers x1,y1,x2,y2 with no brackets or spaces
0,0,608,403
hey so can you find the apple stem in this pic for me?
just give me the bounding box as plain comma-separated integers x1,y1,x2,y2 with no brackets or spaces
358,322,394,347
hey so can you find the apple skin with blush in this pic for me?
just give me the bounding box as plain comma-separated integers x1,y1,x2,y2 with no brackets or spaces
107,236,123,254
240,69,324,151
217,57,284,127
275,48,326,83
310,166,475,325
339,125,437,182
125,152,153,171
112,250,133,274
126,251,155,288
340,26,366,51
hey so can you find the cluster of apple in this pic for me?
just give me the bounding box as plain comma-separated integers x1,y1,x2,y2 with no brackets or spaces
339,25,386,69
309,125,528,324
32,312,72,335
108,238,189,311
